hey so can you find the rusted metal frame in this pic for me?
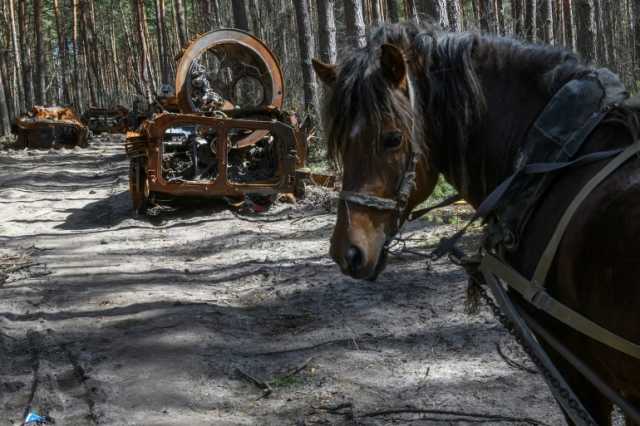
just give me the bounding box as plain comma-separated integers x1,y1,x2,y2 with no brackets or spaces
175,29,286,149
144,113,298,198
175,29,285,112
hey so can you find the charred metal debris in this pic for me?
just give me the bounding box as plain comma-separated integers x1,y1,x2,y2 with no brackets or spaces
125,29,332,213
11,106,89,149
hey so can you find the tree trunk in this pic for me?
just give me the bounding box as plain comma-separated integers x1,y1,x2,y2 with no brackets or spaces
317,0,338,63
207,0,222,28
574,0,598,63
555,0,565,46
0,50,15,123
470,0,479,22
109,17,121,101
7,0,25,112
155,0,170,86
422,0,449,29
512,0,525,37
405,0,419,22
524,0,537,42
632,0,640,84
541,0,554,44
53,0,69,104
90,0,108,104
17,0,33,110
72,0,83,109
387,0,400,21
232,0,250,31
446,0,462,31
293,0,319,114
343,0,367,48
79,5,97,106
33,0,45,105
80,0,104,106
174,0,189,46
593,0,608,65
496,0,505,35
478,0,496,33
140,0,158,97
131,0,154,104
603,0,618,71
370,0,384,26
0,54,10,134
563,0,576,51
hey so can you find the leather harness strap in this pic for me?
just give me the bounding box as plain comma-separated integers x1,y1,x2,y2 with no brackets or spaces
532,139,640,285
480,139,640,360
481,253,640,359
340,190,399,211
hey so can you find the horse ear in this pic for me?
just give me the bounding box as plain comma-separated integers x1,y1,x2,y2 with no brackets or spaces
312,59,337,86
380,44,406,87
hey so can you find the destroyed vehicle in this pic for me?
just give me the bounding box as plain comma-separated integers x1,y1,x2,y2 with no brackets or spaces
82,105,131,134
12,106,89,149
126,29,320,213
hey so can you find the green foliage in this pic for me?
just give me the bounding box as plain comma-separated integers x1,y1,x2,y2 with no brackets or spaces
0,134,17,148
307,137,330,173
431,175,456,201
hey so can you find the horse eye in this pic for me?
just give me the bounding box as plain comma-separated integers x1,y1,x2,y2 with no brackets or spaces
382,131,403,149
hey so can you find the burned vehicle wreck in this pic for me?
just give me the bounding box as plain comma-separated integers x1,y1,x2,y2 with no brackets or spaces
81,105,131,134
12,106,89,149
125,29,318,213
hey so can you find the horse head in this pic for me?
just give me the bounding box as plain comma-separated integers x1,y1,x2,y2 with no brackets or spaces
313,27,440,280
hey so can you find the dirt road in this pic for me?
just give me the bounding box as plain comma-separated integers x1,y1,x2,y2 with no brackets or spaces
0,135,564,425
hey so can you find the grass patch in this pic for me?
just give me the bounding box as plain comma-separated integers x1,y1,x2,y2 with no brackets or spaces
0,134,17,149
270,374,304,389
431,175,456,201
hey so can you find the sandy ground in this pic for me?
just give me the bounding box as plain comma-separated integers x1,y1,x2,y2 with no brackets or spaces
0,134,566,425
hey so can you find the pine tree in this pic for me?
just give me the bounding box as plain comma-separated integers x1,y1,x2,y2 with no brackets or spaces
344,0,367,48
293,0,319,114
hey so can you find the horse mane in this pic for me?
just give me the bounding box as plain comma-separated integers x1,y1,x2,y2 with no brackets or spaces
323,24,422,168
324,21,639,169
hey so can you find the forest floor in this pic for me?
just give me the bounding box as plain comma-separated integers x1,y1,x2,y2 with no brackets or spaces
0,134,566,426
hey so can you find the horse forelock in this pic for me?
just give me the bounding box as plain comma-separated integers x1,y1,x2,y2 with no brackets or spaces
323,22,488,174
324,23,431,170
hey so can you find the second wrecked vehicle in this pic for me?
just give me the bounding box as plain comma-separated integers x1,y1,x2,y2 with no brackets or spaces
81,105,132,134
12,106,89,149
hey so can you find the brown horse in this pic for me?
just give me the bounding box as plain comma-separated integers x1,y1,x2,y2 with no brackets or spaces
313,22,640,425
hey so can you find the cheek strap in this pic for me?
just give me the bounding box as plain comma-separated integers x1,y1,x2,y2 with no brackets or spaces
338,151,419,236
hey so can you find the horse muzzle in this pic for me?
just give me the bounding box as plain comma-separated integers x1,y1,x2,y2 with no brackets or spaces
330,233,388,281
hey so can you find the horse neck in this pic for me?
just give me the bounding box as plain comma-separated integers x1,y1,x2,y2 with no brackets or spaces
429,39,561,209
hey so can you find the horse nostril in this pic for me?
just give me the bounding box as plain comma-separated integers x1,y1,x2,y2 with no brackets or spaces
345,245,364,273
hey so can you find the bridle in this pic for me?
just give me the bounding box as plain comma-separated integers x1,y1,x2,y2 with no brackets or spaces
339,151,419,244
338,59,421,247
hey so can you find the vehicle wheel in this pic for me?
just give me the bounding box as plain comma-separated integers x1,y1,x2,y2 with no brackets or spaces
129,157,149,215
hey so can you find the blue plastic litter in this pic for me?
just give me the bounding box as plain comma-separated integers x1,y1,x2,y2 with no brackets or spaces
24,411,53,425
